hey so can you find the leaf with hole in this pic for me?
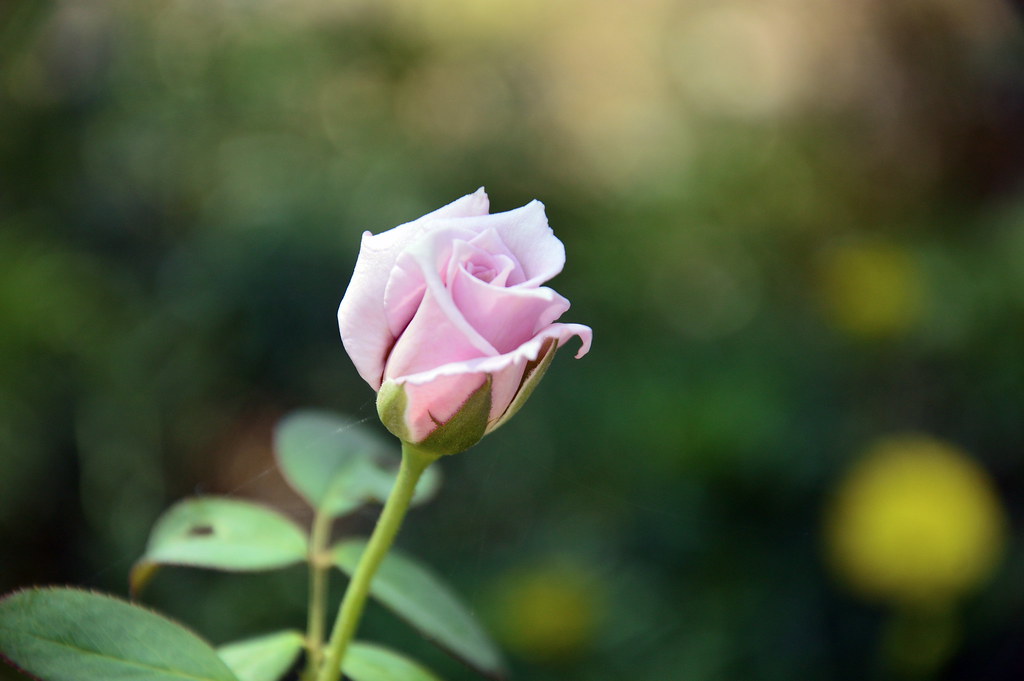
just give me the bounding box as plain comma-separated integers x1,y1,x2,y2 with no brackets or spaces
333,539,504,678
217,630,305,681
274,410,440,517
343,642,444,681
0,587,239,681
132,497,308,594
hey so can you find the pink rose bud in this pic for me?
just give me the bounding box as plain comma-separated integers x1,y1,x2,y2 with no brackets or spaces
338,188,592,456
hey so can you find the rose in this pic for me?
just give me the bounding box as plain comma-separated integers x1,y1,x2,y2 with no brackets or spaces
337,188,592,456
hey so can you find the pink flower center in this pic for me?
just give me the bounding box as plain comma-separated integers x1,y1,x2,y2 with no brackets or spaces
467,262,497,282
465,252,517,286
447,232,522,288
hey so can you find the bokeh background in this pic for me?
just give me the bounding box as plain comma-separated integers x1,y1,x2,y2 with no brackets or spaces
2,0,1023,679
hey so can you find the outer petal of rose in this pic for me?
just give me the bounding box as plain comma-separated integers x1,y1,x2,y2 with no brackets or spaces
383,225,502,380
393,372,492,443
338,189,490,389
394,322,592,442
485,200,566,285
405,202,565,287
450,263,570,353
421,186,489,221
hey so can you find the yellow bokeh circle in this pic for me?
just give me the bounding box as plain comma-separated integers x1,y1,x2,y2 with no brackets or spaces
819,240,925,339
490,561,602,662
825,435,1005,605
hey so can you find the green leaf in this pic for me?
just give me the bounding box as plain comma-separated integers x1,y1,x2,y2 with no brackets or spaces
0,587,239,681
274,410,440,517
217,630,305,681
132,497,308,594
343,641,443,681
333,540,504,678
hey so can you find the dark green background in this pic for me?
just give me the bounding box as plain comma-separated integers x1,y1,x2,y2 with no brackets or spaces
2,1,1023,679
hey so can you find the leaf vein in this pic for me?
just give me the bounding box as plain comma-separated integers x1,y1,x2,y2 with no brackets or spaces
0,625,234,681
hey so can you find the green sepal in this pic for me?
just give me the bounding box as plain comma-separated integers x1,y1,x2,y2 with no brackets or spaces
488,338,558,433
378,377,493,457
377,381,413,443
419,376,492,456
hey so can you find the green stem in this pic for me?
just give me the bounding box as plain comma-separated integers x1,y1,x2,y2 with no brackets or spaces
316,443,435,681
301,507,334,681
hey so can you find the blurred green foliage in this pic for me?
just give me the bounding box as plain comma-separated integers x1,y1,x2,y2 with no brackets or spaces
1,0,1023,680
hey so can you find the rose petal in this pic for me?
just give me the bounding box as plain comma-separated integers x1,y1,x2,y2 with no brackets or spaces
488,336,559,433
383,225,481,338
383,282,498,382
406,202,565,286
457,228,527,286
486,200,566,285
421,186,490,221
393,322,592,441
383,224,506,378
450,264,570,354
338,189,490,389
393,372,491,443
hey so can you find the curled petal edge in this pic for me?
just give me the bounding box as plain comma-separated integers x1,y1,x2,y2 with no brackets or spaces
395,323,592,389
377,323,591,453
339,188,491,390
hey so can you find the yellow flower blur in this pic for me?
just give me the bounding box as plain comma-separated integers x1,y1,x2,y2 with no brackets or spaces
490,561,601,661
820,241,925,339
825,435,1005,605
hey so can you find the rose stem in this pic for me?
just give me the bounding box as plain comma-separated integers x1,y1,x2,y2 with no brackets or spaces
301,506,334,681
316,442,435,681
